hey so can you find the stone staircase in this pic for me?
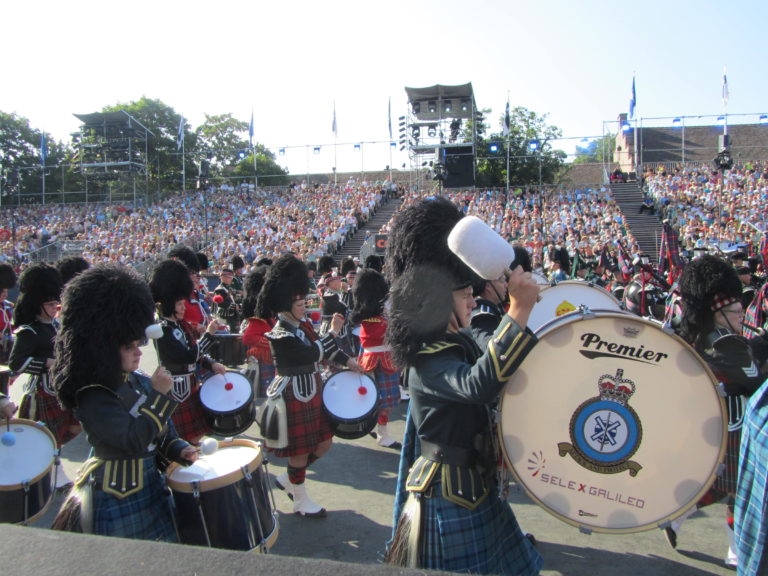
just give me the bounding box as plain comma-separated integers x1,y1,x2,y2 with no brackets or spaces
335,195,402,262
609,182,664,257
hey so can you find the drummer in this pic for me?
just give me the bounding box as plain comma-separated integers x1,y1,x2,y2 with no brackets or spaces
669,255,768,568
168,244,208,337
383,197,542,575
149,259,226,444
52,263,198,540
0,263,17,395
240,265,275,399
256,254,361,518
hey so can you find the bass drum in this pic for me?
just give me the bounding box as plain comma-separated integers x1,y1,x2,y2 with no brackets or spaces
499,310,726,534
322,371,378,439
529,280,623,333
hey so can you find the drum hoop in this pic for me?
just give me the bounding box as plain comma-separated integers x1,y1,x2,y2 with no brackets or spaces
499,310,728,534
539,280,622,306
0,418,57,492
165,438,263,493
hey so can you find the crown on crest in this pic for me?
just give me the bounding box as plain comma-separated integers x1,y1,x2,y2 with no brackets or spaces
597,369,635,405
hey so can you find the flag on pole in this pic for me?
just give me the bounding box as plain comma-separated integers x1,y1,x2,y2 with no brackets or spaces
503,100,510,137
176,117,184,151
722,68,729,107
248,108,254,148
332,101,337,136
388,97,392,141
40,133,47,166
629,76,636,119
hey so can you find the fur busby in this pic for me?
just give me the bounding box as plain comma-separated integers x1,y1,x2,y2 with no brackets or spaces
241,265,269,319
364,254,383,272
56,256,90,286
13,263,62,326
149,259,194,317
0,263,16,291
167,244,200,273
53,264,155,410
340,257,357,277
513,245,533,273
196,252,210,272
231,255,245,271
350,269,389,325
384,197,476,366
677,254,743,347
317,255,336,277
256,255,309,318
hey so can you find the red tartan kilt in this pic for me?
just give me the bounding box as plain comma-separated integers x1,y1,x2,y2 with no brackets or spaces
19,384,79,446
171,383,210,444
270,373,332,458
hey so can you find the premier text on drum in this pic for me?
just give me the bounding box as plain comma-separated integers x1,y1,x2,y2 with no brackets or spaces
579,332,669,364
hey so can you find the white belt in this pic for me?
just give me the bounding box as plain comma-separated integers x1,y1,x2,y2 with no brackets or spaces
363,345,391,353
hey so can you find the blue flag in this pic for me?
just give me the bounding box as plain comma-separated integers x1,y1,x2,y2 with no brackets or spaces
629,76,636,119
388,97,392,141
248,109,254,148
722,68,729,107
176,117,184,151
503,101,510,137
40,133,47,166
332,102,337,136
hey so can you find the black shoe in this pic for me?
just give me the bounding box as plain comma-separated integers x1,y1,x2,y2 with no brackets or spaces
664,526,677,549
383,441,402,451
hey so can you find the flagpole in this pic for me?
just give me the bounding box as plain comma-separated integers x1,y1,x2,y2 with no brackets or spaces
505,91,510,196
333,101,338,186
249,107,257,188
41,133,46,206
632,74,639,174
182,134,186,192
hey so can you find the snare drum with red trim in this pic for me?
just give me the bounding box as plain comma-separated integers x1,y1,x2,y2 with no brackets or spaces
529,280,623,333
200,371,256,436
499,310,726,534
322,371,378,439
0,418,56,524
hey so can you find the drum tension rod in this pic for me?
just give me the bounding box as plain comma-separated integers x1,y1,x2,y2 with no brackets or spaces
191,480,213,548
241,465,268,553
22,479,30,523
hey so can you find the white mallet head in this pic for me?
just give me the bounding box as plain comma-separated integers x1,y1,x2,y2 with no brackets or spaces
200,437,219,455
448,215,516,280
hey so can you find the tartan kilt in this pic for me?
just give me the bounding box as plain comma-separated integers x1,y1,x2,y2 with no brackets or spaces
270,373,332,458
92,456,177,542
19,375,79,446
171,383,209,444
714,427,741,496
371,368,400,412
417,482,542,575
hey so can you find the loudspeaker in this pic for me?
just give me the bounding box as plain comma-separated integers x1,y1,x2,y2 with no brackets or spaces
442,145,474,188
718,134,730,152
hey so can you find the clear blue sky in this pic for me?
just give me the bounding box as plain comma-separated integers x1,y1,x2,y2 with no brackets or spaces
2,0,765,177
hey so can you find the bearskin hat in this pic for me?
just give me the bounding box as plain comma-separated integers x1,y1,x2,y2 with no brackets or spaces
241,265,269,319
56,256,90,286
364,254,383,272
149,259,194,317
340,257,357,277
13,263,62,326
677,254,743,346
53,263,156,410
384,197,476,366
256,255,309,318
255,257,273,267
0,263,16,291
231,255,245,271
350,268,389,325
317,255,336,276
167,244,200,274
513,245,533,273
196,252,210,272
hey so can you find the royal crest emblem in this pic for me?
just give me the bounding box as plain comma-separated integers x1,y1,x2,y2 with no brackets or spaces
558,368,643,476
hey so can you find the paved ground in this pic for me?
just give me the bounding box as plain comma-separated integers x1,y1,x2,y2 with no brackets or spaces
6,345,736,576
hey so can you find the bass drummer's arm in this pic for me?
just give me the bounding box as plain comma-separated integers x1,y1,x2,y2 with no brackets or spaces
0,392,17,419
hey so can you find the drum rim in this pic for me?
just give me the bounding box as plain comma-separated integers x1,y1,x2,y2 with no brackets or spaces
538,280,622,305
205,403,257,436
0,418,57,492
499,310,728,534
166,438,263,493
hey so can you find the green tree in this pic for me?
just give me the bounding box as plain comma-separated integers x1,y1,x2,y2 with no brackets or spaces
573,133,616,164
230,145,290,186
474,106,566,188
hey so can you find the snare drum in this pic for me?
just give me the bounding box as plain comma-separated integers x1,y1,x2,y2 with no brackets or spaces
499,310,726,534
166,438,278,551
212,334,246,367
200,372,256,436
529,280,623,332
0,418,56,524
322,371,378,439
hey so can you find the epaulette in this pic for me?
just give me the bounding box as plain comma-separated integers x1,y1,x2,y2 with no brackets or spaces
13,324,36,336
265,325,296,340
418,341,462,355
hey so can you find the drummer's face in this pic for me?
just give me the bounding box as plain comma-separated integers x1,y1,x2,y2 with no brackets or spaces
173,299,186,320
451,286,475,330
120,340,143,372
289,295,307,322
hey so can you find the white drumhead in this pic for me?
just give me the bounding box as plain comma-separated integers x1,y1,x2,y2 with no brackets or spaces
323,372,376,419
200,372,252,411
529,281,622,333
0,420,56,486
169,443,259,483
499,311,726,534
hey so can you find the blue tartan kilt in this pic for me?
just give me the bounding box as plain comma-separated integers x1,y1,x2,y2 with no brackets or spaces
372,369,400,412
92,456,178,542
419,482,542,576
